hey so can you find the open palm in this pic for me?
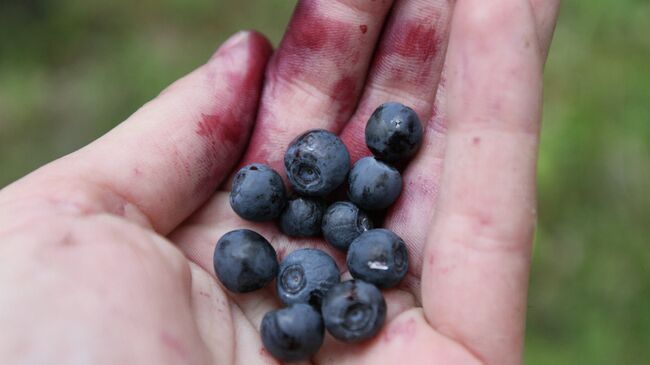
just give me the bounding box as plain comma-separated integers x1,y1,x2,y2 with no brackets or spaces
0,0,560,364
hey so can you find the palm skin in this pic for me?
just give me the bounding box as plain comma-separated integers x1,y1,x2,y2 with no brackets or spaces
0,1,560,364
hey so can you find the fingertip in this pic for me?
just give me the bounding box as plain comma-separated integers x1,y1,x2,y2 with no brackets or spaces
205,31,274,102
241,29,274,56
210,30,273,65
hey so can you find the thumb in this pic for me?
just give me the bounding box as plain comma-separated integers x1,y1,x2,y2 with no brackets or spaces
0,31,273,234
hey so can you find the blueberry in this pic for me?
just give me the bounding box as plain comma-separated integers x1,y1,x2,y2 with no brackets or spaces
365,102,423,162
277,248,340,307
284,129,350,197
230,164,286,221
321,280,386,342
213,229,278,293
279,198,326,237
321,201,373,251
348,157,402,210
347,229,408,288
261,303,325,362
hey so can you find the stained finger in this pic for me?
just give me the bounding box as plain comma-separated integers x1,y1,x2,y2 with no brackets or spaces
239,0,394,172
0,32,272,234
339,0,454,162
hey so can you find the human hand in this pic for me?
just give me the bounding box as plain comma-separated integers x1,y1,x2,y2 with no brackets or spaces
0,0,560,364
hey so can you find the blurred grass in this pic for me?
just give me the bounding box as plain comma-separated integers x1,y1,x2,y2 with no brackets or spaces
0,0,648,363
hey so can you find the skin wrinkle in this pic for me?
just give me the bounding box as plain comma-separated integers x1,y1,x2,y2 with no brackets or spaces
189,264,236,364
1,177,155,231
71,179,154,228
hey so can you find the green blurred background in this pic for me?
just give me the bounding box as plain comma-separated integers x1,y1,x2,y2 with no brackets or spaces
1,0,648,363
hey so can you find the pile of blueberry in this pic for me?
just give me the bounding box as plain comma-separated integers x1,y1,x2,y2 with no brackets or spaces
213,102,423,362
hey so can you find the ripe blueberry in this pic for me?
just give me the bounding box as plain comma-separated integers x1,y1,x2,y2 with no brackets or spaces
321,201,373,251
284,129,350,197
230,164,286,221
213,229,278,293
348,157,402,210
279,197,326,237
347,229,408,288
365,102,423,162
321,280,386,342
277,248,340,307
261,304,325,362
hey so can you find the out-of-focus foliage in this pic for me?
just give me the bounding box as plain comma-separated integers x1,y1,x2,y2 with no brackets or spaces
527,1,650,364
0,1,648,363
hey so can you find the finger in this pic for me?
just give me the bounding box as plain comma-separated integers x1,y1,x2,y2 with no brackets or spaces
421,1,544,365
339,0,454,162
0,31,272,234
239,0,394,171
335,0,454,296
384,0,561,297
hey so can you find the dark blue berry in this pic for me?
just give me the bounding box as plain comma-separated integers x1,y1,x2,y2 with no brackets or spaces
347,229,408,288
321,280,386,342
279,198,326,237
213,229,278,293
261,304,324,362
284,129,350,197
365,102,423,162
348,157,402,210
230,164,286,221
277,248,340,307
321,201,373,251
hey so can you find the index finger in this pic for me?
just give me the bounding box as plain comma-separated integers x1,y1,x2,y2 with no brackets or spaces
238,0,394,172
